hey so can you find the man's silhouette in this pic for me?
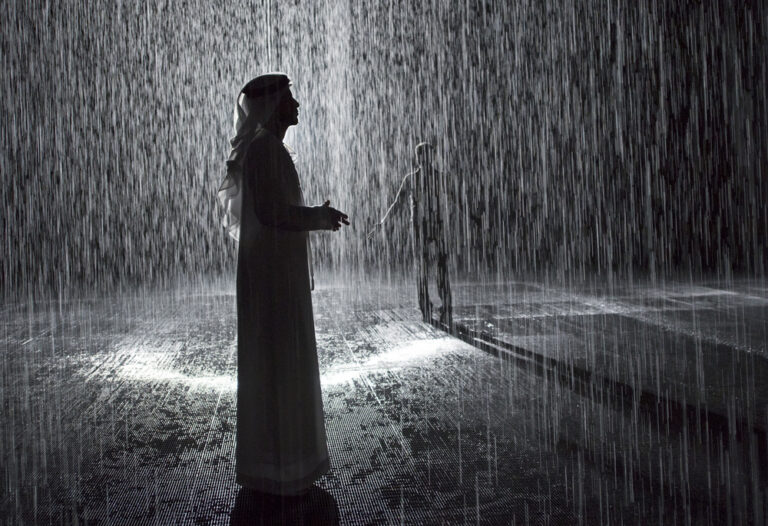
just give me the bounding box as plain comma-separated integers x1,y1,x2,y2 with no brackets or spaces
219,72,349,498
369,143,482,326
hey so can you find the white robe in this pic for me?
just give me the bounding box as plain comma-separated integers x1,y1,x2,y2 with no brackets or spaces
235,129,329,495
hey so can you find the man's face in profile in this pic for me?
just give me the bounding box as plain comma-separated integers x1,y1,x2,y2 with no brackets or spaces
276,88,300,126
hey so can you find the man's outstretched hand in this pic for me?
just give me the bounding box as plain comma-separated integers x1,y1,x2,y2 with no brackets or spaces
365,221,382,241
320,200,350,231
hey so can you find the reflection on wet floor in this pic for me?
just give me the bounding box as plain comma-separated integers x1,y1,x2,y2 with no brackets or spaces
1,279,766,524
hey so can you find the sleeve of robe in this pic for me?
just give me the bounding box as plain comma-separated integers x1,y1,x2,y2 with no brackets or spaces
244,135,326,232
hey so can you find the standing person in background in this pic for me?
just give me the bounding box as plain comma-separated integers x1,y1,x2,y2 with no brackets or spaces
217,72,349,498
368,142,483,327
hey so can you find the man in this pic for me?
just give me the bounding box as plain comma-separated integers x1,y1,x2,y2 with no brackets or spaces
220,72,349,498
369,142,482,327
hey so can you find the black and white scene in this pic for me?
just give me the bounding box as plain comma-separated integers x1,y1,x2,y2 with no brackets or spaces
2,1,768,524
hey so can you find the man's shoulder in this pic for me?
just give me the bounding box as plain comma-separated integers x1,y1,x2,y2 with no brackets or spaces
402,170,418,187
245,130,283,162
247,129,279,149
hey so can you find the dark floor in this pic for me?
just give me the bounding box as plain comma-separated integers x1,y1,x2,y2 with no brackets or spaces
1,278,767,525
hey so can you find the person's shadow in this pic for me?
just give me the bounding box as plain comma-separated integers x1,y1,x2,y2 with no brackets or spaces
229,485,340,525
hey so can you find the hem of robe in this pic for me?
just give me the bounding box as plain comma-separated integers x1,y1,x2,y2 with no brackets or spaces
235,456,330,496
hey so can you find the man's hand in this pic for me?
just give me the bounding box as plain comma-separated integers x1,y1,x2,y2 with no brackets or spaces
320,200,350,231
365,222,382,240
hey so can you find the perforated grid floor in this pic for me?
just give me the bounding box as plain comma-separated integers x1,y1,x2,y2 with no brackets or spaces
2,279,766,524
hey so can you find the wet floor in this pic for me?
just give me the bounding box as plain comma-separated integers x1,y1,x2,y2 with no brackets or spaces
1,278,766,524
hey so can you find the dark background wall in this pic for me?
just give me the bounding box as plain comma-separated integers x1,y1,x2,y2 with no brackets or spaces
2,1,766,298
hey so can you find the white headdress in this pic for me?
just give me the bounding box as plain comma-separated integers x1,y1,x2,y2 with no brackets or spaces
217,73,290,241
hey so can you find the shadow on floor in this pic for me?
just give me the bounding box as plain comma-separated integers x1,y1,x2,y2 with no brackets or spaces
229,485,340,525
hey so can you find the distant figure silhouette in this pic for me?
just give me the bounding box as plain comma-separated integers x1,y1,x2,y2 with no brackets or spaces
217,73,349,497
368,143,481,326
